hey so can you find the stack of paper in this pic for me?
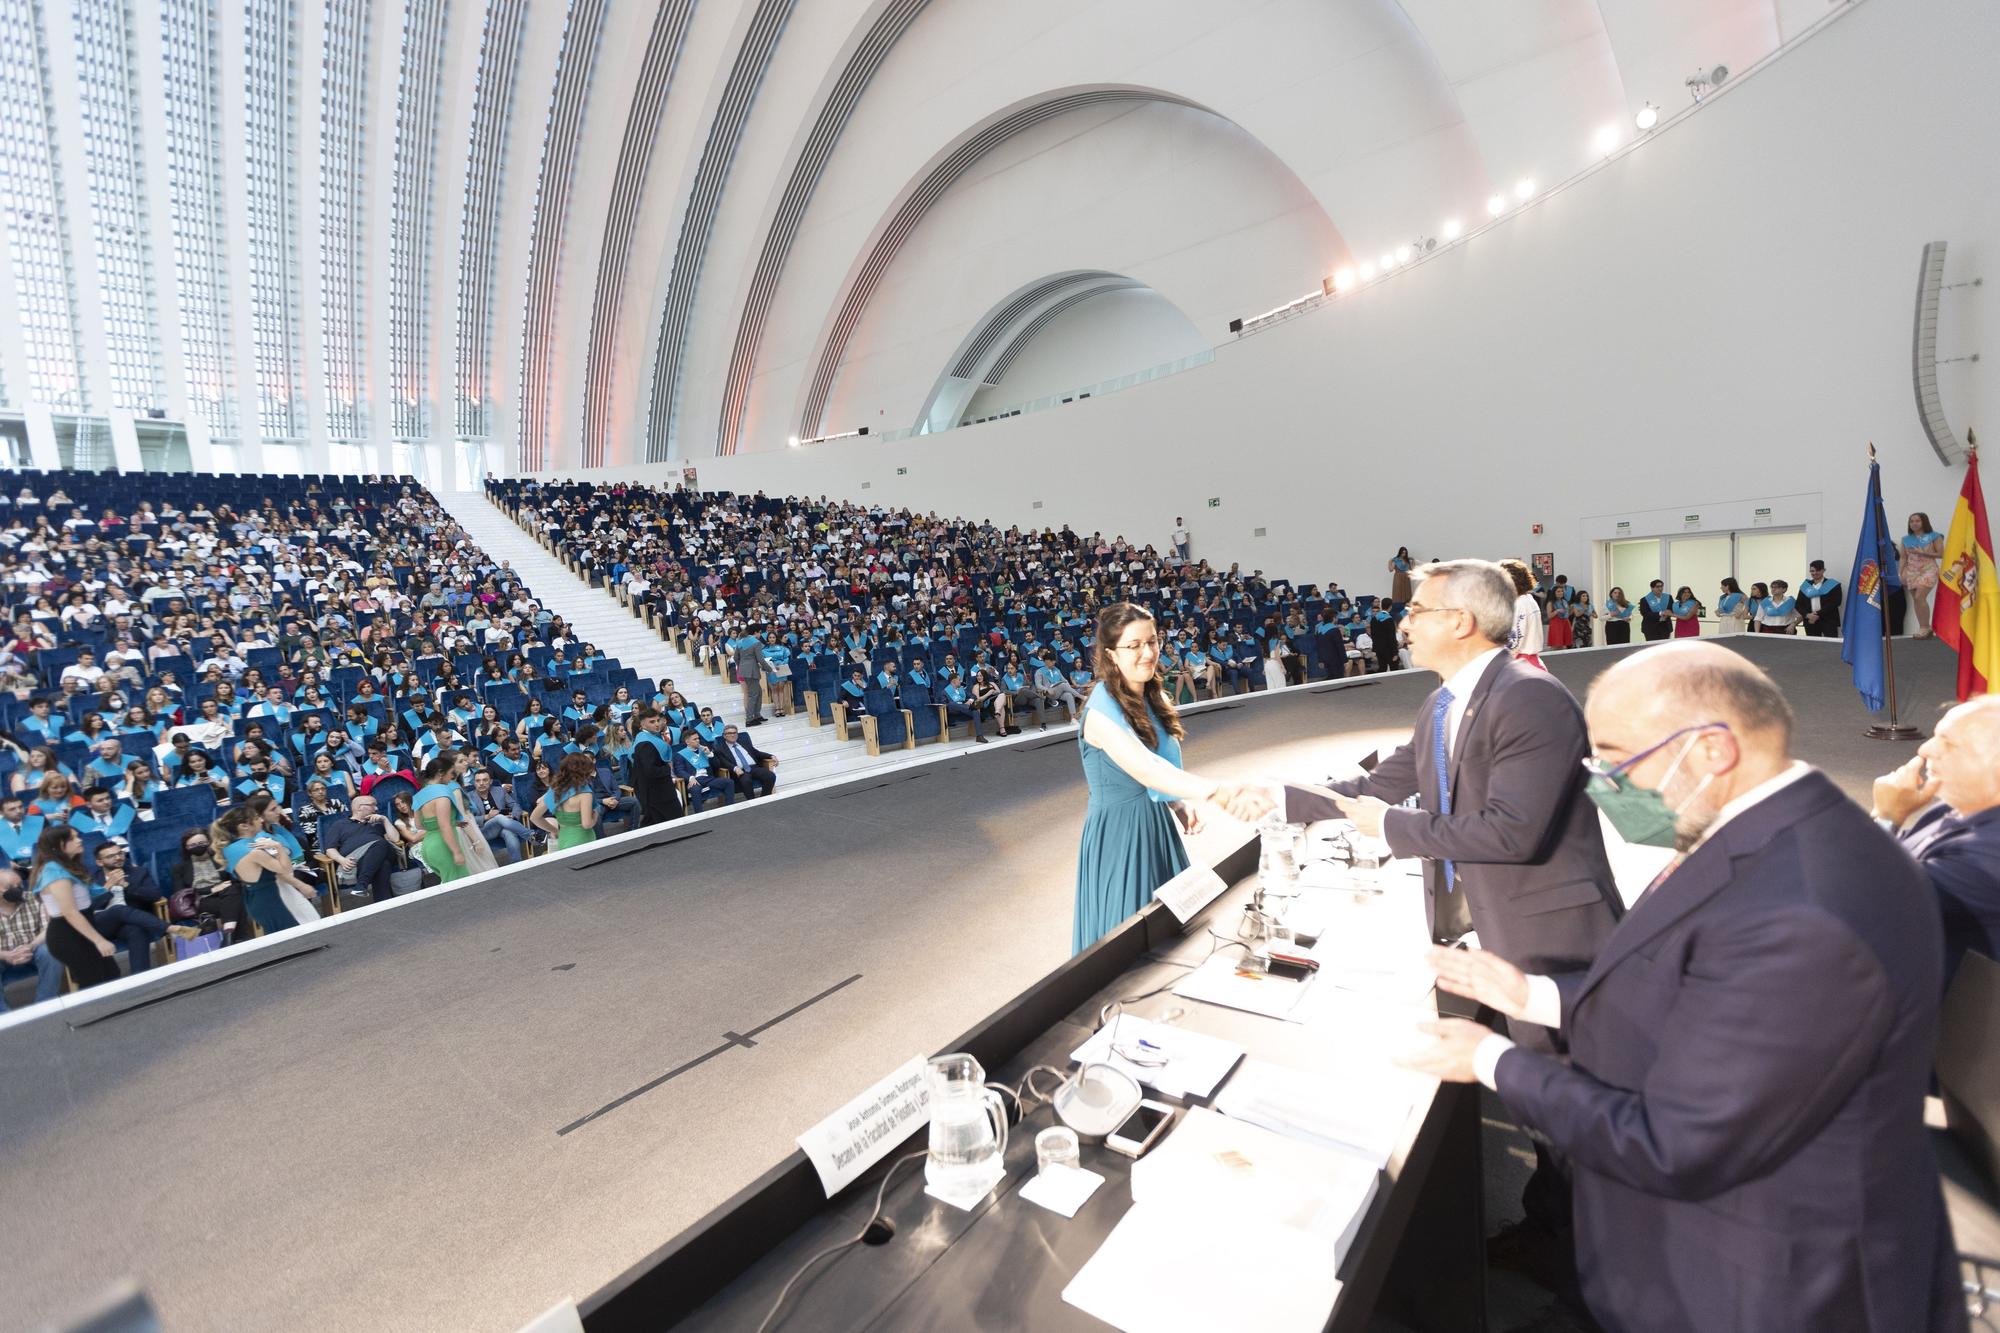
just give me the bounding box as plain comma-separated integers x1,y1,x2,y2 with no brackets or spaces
1062,1107,1379,1333
1212,1058,1414,1168
1171,954,1314,1021
1068,1016,1245,1100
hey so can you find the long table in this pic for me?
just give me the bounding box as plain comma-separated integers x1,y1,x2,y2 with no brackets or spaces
581,838,1488,1333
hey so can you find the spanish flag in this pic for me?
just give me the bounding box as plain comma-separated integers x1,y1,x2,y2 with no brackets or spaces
1934,447,1998,700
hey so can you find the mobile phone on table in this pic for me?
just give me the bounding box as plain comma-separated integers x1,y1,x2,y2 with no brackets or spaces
1105,1098,1177,1159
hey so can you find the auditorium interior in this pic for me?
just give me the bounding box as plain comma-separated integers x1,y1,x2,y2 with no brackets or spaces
0,0,1996,1331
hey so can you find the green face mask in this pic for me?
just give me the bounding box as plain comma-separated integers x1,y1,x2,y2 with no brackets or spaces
1584,726,1722,849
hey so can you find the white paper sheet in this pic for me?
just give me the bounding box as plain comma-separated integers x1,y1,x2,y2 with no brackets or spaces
1069,1015,1245,1100
1213,1058,1415,1168
1018,1165,1105,1218
1170,954,1314,1021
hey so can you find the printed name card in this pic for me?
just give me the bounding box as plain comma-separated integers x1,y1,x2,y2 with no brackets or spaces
1154,865,1228,923
797,1055,932,1197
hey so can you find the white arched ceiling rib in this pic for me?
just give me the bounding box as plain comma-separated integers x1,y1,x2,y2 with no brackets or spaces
726,0,1484,456
577,0,698,468
985,282,1144,384
793,87,1202,442
640,0,798,462
1393,0,1629,182
453,0,531,439
913,270,1128,433
516,0,610,472
711,0,936,458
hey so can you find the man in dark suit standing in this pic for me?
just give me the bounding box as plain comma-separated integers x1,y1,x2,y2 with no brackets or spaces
1873,696,2000,985
1415,642,1965,1333
1286,558,1621,1258
628,707,684,826
714,723,778,801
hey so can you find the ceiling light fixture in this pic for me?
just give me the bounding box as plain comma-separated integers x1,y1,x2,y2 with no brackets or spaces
1594,124,1620,155
1333,267,1355,291
1514,178,1536,201
1358,260,1377,281
1635,102,1660,131
1440,217,1462,241
1486,194,1507,217
1394,245,1412,264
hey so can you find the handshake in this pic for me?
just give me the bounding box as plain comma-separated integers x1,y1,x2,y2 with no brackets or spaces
1207,781,1277,823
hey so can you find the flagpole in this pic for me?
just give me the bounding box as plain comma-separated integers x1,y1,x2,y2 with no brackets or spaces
1865,442,1923,740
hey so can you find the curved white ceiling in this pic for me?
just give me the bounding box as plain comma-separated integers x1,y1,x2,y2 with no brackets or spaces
0,0,1797,469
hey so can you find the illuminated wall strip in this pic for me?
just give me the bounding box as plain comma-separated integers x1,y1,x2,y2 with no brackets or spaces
517,0,609,471
319,0,372,441
642,0,797,462
714,0,933,457
577,0,695,468
0,0,90,409
160,0,236,435
454,0,528,439
390,0,449,440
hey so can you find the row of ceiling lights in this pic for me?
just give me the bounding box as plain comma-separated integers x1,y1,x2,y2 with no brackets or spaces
1262,73,1729,323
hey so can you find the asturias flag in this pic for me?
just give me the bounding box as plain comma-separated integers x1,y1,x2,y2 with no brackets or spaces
1933,450,1998,700
1841,460,1901,712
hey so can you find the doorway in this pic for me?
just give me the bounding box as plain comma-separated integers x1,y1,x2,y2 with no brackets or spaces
1596,529,1810,629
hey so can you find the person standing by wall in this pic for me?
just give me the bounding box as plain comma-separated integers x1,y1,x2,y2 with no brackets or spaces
1601,588,1633,646
1388,547,1415,606
1169,517,1190,564
1714,578,1749,636
1902,512,1945,638
732,625,768,726
1798,560,1843,637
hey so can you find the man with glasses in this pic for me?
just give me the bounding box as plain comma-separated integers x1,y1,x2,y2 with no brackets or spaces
1411,640,1960,1333
1282,558,1619,1277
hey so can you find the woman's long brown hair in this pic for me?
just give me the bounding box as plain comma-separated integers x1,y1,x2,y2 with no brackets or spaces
1086,603,1183,750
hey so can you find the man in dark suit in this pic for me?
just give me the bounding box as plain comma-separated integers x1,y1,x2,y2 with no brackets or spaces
1415,642,1965,1333
1637,578,1672,641
714,723,777,801
1873,696,2000,985
627,707,684,826
1286,558,1621,1259
1798,559,1844,637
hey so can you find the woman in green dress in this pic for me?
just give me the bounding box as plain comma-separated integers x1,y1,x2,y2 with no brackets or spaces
413,756,471,884
531,751,600,851
1073,603,1273,954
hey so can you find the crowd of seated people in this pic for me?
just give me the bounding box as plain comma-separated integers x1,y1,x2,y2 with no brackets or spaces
0,469,774,1012
489,480,1417,749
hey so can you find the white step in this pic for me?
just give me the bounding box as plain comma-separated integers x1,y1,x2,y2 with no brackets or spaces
431,490,991,791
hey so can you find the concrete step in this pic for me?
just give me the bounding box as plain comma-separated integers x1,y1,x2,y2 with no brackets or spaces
433,490,996,793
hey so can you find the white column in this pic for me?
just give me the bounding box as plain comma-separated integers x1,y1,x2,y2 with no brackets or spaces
107,410,142,472
23,405,60,470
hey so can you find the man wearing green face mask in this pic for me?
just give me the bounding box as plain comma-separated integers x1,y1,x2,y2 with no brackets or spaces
1407,641,1960,1333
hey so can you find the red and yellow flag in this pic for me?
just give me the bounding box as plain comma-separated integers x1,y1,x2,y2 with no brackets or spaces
1934,449,1999,699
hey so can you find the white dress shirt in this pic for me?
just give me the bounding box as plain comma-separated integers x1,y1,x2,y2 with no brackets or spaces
1440,648,1504,758
1470,760,1815,1087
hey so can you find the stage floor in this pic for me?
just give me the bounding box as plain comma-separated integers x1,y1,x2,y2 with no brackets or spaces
0,636,1954,1332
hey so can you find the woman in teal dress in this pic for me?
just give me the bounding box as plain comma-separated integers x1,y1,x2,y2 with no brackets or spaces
413,757,470,883
219,804,319,936
530,751,600,851
1073,603,1274,954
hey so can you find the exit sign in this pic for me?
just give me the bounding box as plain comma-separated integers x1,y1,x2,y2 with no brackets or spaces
896,467,907,475
1207,497,1220,508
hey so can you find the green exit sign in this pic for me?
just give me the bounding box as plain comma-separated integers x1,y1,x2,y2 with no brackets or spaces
896,467,907,475
1207,497,1220,508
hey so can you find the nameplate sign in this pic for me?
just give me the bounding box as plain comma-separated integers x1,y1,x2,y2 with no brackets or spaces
1154,864,1229,923
797,1055,931,1198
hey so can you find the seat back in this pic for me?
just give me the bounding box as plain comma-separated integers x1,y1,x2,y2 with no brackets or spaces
1939,950,2000,1189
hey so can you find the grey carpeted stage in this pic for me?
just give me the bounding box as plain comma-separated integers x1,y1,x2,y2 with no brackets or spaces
0,637,1959,1333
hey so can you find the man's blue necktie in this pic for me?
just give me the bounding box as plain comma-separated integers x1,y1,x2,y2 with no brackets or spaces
1431,686,1455,892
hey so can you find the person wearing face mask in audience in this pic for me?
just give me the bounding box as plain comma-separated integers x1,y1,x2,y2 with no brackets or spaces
1407,641,1963,1333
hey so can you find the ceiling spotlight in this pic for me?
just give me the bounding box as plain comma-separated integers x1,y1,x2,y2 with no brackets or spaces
1358,260,1377,281
1685,64,1729,101
787,435,799,447
1486,194,1507,216
1333,267,1355,291
1378,252,1396,270
1635,102,1660,131
1514,178,1536,201
1440,217,1462,241
1594,124,1620,155
1394,245,1412,264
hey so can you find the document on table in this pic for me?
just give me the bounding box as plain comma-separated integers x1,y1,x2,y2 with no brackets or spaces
1069,1015,1245,1100
1170,954,1314,1021
1213,1057,1414,1168
1062,1107,1377,1333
